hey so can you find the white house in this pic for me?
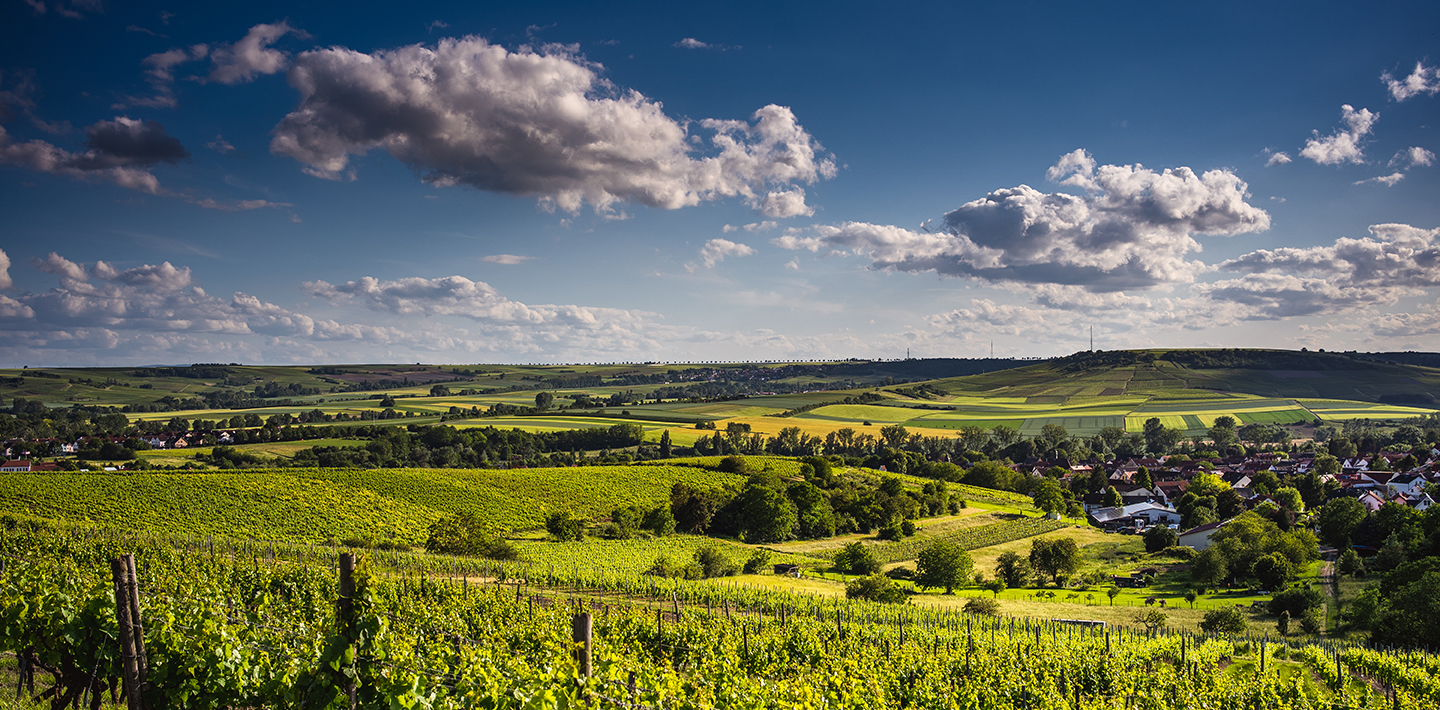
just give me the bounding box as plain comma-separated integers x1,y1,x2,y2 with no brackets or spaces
1178,520,1228,551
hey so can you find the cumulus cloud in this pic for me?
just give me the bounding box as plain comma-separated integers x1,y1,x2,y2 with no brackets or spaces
758,187,815,218
270,36,834,214
1383,62,1440,101
688,238,756,271
1300,105,1377,165
0,249,12,290
1264,150,1292,166
775,149,1269,292
0,123,166,194
1206,223,1440,318
1390,146,1435,169
206,21,306,85
31,252,88,281
481,254,534,265
0,118,293,210
675,38,710,49
81,117,189,168
1373,304,1440,337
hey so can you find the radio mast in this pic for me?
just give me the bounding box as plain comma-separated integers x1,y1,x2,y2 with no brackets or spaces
1090,326,1094,352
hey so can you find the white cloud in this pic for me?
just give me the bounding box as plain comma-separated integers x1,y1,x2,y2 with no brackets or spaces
482,254,534,265
692,238,756,270
270,36,834,214
0,249,12,290
1264,150,1292,166
1207,223,1440,318
1299,105,1377,165
1354,172,1405,187
675,38,710,49
1383,62,1440,101
775,150,1269,292
1390,146,1435,168
206,21,306,84
783,258,799,271
757,187,814,218
31,252,88,281
1373,304,1440,337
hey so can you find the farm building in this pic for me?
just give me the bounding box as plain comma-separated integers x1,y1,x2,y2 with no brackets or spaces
1178,520,1228,551
1088,502,1178,529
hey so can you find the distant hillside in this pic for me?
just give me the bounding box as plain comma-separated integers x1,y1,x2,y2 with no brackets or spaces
926,348,1440,404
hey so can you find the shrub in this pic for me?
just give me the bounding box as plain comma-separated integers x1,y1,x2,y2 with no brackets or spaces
834,541,882,575
694,545,737,578
1160,546,1197,560
742,550,772,574
545,511,587,541
424,513,518,560
718,456,749,473
1268,586,1324,619
964,597,1000,615
886,567,915,580
846,574,909,604
1143,525,1180,553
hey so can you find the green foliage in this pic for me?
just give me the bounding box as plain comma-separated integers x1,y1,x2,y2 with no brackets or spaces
844,574,909,604
545,511,588,541
1318,497,1367,547
963,596,1001,615
1029,537,1081,585
914,541,974,594
995,551,1032,588
1199,607,1249,635
1267,586,1324,619
742,549,772,574
423,513,517,559
1135,609,1168,631
694,544,738,578
833,541,881,575
1031,478,1066,515
1143,525,1178,553
1338,547,1363,576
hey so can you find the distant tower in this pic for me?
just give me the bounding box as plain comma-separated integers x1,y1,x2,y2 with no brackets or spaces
990,340,994,358
906,347,910,360
1090,326,1094,352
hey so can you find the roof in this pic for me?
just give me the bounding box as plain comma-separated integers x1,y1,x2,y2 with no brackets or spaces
1179,520,1227,538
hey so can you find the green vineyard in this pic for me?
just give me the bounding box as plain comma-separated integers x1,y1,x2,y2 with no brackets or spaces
813,516,1072,565
4,527,1428,709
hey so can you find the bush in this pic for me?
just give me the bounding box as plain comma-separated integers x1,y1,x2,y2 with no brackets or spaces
834,541,882,575
742,550,772,574
424,513,518,560
718,456,749,473
694,545,737,578
1159,545,1197,560
1268,586,1324,619
1143,525,1179,553
644,554,701,579
545,511,588,541
846,574,909,604
878,517,905,541
885,567,915,580
963,597,1000,615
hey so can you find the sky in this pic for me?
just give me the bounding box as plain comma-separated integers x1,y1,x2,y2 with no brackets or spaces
1,0,1438,367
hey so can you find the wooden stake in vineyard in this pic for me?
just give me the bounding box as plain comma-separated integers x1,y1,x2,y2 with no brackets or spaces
110,555,148,710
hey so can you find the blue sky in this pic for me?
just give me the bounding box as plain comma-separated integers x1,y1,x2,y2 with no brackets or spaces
1,0,1438,366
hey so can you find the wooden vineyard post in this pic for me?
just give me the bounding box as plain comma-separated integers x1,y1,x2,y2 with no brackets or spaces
110,557,143,710
572,613,593,679
1260,635,1267,674
338,553,358,710
123,554,149,693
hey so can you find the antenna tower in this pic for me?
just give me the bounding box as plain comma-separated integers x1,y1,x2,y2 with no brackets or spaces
1090,326,1094,352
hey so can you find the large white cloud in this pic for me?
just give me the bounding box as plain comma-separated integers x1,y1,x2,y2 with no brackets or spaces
271,36,834,214
1383,62,1440,102
1205,223,1440,318
1299,105,1377,165
775,150,1269,291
